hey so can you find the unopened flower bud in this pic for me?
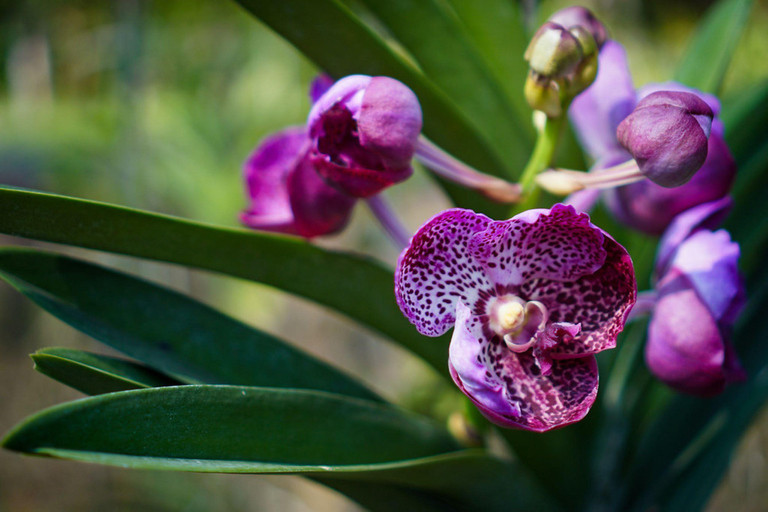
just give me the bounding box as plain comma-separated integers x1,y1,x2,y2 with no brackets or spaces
524,71,562,118
308,75,422,197
524,22,583,78
548,6,608,50
617,91,713,187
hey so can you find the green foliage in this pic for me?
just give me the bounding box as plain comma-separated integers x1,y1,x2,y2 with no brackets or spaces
32,347,182,395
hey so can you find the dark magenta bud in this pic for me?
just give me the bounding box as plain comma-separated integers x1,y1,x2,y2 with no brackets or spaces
617,91,713,187
307,75,422,198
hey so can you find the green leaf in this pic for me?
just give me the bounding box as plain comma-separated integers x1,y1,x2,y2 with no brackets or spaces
0,187,448,378
233,0,511,178
722,78,768,164
2,384,555,512
442,0,532,124
618,263,768,511
353,0,531,171
674,0,754,93
3,386,459,467
31,347,182,395
0,247,382,401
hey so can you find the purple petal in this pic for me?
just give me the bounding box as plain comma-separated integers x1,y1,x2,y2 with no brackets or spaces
547,6,608,49
665,229,743,323
646,276,746,396
312,157,413,198
469,204,607,286
603,133,736,235
617,91,712,187
358,76,423,169
569,40,636,160
307,75,372,131
309,74,335,104
655,196,733,277
522,233,636,358
395,209,493,336
449,302,599,432
637,81,723,137
240,126,355,238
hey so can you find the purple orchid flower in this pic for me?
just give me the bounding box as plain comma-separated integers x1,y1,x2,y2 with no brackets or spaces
644,204,746,396
395,204,636,431
308,75,422,198
568,41,736,235
240,126,356,238
241,74,422,239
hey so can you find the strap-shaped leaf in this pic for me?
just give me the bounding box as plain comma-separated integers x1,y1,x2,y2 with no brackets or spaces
32,347,182,395
442,0,532,124
2,385,555,512
618,257,768,510
0,188,449,378
3,386,459,466
0,247,383,401
354,0,531,170
232,0,511,178
722,79,768,163
674,0,754,93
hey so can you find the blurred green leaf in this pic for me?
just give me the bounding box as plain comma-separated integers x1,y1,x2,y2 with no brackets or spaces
233,0,511,179
443,0,532,124
0,187,449,379
0,247,382,401
674,0,754,93
31,347,182,395
353,0,531,172
722,78,768,163
2,386,460,466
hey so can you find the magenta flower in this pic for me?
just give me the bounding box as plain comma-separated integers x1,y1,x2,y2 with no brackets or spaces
308,75,422,198
240,126,356,238
568,41,736,235
645,205,746,396
395,204,636,431
241,74,422,238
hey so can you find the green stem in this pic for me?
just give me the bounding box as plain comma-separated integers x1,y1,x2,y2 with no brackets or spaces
518,114,566,192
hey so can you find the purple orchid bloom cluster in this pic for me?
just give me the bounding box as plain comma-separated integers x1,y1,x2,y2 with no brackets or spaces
239,6,745,432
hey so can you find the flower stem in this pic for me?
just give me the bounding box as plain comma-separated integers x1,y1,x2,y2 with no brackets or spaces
366,194,411,251
519,113,566,192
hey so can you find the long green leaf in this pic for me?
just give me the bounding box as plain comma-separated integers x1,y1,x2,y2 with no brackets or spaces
32,347,182,395
3,386,459,465
0,247,382,401
354,0,531,171
0,187,448,378
674,0,754,93
233,0,511,178
442,0,531,123
722,78,768,164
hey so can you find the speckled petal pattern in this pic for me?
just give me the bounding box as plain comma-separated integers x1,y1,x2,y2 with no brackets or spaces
395,209,493,336
470,204,607,286
450,301,599,432
521,234,636,357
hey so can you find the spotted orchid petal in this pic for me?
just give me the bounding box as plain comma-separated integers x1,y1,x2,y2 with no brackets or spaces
655,196,733,278
520,232,636,358
395,209,493,337
569,40,636,161
240,127,356,238
449,303,599,432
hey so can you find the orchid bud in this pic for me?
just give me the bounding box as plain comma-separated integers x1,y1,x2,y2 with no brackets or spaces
646,230,746,396
240,127,356,238
307,75,422,198
524,71,562,118
524,22,583,79
604,133,736,235
548,6,608,50
617,91,713,187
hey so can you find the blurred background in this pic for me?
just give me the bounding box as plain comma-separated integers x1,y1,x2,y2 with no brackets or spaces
0,0,767,510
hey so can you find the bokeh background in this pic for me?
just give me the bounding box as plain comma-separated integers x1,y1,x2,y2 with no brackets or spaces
1,0,767,510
